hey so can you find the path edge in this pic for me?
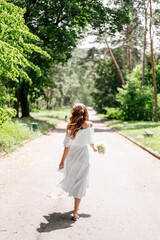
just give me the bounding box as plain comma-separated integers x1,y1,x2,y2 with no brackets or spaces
97,116,160,160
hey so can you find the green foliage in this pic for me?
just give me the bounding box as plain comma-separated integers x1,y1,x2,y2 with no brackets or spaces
105,107,122,120
158,94,160,118
8,0,131,115
0,108,70,152
0,84,16,125
92,48,126,113
0,107,16,125
0,120,33,152
100,117,160,154
11,0,130,62
9,0,111,104
43,48,96,108
116,72,155,121
133,57,160,93
31,108,71,125
0,0,50,84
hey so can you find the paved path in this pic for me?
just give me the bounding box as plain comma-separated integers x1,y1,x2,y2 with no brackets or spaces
0,111,160,240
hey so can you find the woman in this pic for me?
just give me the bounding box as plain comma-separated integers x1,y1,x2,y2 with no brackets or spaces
57,103,97,221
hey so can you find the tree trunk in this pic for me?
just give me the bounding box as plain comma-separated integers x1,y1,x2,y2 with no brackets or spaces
126,25,132,73
125,25,132,71
14,89,20,118
149,0,158,122
142,7,148,85
128,44,132,72
20,82,30,117
104,36,125,85
45,89,49,109
49,89,53,104
125,45,128,69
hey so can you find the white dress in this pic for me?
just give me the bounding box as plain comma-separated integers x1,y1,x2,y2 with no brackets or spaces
56,123,94,199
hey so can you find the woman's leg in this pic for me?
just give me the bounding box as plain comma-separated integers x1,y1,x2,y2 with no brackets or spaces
73,197,81,214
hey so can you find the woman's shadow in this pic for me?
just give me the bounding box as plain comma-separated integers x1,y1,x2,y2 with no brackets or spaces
37,211,91,232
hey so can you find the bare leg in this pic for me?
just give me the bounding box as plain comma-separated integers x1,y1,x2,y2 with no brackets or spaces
73,197,81,215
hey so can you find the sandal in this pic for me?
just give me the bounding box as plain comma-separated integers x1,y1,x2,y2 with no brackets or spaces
71,213,79,221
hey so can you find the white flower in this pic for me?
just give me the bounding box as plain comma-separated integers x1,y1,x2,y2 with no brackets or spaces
96,142,107,154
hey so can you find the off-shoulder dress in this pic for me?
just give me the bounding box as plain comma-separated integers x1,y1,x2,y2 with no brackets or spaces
56,123,94,199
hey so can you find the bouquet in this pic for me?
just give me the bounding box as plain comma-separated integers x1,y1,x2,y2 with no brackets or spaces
96,142,107,154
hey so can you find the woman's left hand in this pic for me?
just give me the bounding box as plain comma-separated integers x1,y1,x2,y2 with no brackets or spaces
93,147,98,152
59,162,64,170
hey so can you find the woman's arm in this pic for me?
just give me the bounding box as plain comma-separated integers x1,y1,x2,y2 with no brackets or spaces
89,144,97,152
59,146,70,169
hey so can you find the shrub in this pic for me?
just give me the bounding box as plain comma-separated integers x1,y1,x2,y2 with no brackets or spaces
116,74,154,121
0,107,16,125
0,85,16,125
105,107,122,120
0,120,34,152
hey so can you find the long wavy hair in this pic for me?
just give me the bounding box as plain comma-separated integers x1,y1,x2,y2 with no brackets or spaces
66,103,89,139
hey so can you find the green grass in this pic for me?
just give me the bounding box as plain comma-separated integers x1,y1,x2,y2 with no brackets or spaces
31,107,70,125
98,114,160,154
0,108,70,153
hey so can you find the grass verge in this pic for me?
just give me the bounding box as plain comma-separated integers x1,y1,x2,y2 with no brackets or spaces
0,108,70,153
98,114,160,154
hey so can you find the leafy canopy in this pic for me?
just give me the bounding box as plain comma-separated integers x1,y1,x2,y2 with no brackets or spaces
0,0,50,84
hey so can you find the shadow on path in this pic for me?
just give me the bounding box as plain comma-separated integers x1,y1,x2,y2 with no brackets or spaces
37,211,91,232
94,127,114,133
91,119,105,124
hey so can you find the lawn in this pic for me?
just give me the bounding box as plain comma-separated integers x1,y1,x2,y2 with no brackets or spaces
98,114,160,154
0,108,70,153
31,107,70,125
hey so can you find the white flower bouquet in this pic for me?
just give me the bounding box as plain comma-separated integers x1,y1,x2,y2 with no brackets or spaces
96,142,107,154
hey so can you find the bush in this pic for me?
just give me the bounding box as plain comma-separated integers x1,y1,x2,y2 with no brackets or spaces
116,74,154,121
0,107,16,125
0,84,16,125
0,120,34,152
105,107,122,120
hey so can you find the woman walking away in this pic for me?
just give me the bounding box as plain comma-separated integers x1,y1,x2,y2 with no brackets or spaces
57,103,97,221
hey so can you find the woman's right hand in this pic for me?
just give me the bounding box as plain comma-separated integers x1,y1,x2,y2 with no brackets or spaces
59,162,64,170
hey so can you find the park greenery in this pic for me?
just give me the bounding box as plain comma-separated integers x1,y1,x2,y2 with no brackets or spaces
98,116,160,154
0,108,70,152
0,0,160,153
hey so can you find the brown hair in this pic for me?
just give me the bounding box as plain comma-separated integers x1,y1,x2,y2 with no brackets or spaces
66,103,89,139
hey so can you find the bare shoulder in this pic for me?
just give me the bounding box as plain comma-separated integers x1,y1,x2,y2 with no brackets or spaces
89,121,93,127
66,128,71,136
82,121,93,128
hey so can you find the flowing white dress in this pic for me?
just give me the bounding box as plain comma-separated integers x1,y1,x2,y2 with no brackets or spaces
56,123,94,199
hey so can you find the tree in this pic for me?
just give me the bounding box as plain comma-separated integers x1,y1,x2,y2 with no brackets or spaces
92,48,126,113
10,0,131,116
0,83,16,125
47,48,96,108
104,0,144,73
142,1,149,85
104,37,125,85
0,0,50,117
149,0,158,122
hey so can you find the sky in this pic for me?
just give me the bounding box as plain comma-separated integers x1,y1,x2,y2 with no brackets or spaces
78,34,102,49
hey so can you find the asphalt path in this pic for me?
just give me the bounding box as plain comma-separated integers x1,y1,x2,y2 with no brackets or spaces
0,110,160,240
